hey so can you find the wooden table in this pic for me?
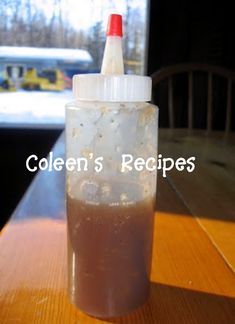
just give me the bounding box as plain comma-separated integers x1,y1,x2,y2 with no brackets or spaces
0,130,235,323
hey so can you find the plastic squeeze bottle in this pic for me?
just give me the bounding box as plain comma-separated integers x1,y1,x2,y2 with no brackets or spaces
66,14,158,318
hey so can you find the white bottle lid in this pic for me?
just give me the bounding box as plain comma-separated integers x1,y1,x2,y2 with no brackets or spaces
73,14,152,102
73,74,152,102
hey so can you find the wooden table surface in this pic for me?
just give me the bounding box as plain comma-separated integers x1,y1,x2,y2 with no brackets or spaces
0,129,235,324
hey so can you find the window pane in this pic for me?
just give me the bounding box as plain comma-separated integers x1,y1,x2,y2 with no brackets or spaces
0,0,149,127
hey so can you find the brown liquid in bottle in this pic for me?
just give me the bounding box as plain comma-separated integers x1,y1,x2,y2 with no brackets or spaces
67,185,155,318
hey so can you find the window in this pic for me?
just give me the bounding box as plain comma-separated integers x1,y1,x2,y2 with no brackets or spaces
0,0,149,128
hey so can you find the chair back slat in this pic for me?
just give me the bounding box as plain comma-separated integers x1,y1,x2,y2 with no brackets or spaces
188,72,193,130
168,76,174,128
207,73,213,133
225,78,232,135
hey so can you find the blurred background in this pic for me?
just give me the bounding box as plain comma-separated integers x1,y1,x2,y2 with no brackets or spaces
0,0,234,228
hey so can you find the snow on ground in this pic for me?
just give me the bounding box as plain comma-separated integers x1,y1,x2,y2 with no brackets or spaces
0,90,73,128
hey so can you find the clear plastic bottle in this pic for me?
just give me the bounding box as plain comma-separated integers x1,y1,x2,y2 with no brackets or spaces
66,14,158,318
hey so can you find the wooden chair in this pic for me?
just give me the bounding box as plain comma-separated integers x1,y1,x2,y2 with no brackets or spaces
151,63,235,135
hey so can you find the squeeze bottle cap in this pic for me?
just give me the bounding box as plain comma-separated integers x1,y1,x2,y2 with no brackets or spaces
73,74,151,102
106,14,123,37
73,14,152,102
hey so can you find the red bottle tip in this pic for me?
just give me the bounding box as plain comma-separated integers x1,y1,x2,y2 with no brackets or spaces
106,14,123,37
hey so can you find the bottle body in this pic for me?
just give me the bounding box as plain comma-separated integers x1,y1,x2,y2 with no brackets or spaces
66,100,158,317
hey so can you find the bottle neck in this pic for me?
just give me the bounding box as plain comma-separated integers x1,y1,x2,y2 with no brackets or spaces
101,36,124,75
